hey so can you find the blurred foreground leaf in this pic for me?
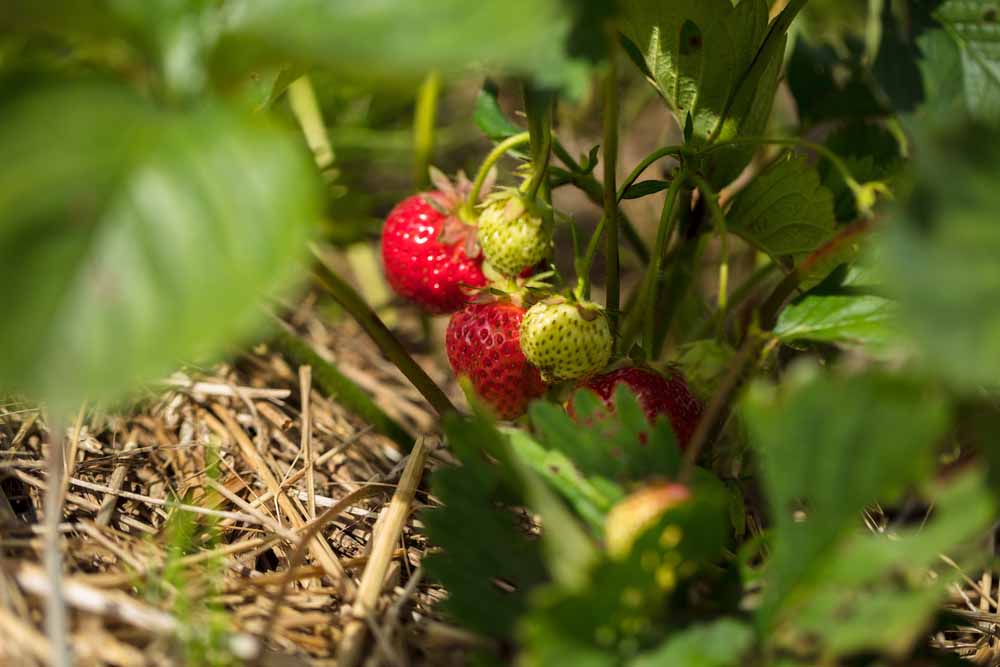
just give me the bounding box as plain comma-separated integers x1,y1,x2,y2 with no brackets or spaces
214,0,590,94
882,122,1000,388
0,82,320,408
744,368,992,660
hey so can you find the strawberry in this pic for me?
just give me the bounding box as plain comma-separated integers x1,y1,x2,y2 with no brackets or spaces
445,301,548,420
605,482,691,558
519,298,613,382
477,189,552,277
582,367,704,449
381,175,487,314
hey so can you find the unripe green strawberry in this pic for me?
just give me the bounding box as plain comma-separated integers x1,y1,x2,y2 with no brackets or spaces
477,190,552,277
520,298,613,382
605,482,691,558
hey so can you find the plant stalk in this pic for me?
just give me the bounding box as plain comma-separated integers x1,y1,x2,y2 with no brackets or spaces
413,70,441,189
602,44,621,323
311,246,457,417
461,132,531,221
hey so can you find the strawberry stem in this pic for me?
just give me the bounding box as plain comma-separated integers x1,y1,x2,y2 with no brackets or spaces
602,38,621,329
461,131,531,222
574,144,685,301
311,245,458,417
412,70,441,189
687,173,730,340
523,86,554,204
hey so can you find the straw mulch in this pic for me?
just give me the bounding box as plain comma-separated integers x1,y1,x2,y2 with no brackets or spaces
0,300,480,667
1,297,998,666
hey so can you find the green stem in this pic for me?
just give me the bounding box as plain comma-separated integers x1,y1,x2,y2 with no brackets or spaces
692,260,778,340
311,246,457,417
617,173,687,354
618,145,686,196
603,48,621,323
554,144,651,264
651,194,703,358
523,87,554,203
461,132,531,221
687,173,730,339
413,70,441,189
574,145,685,298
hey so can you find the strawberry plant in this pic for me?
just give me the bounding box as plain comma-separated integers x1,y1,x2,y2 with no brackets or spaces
5,1,1000,666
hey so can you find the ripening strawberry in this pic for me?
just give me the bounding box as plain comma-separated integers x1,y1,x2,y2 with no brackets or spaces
582,367,704,449
381,186,487,315
445,301,548,420
520,298,613,382
477,189,552,277
605,482,692,558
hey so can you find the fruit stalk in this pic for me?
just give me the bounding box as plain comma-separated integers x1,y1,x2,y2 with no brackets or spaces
312,247,457,416
602,40,621,327
523,86,554,203
617,172,687,355
687,173,730,338
461,131,531,222
413,70,441,189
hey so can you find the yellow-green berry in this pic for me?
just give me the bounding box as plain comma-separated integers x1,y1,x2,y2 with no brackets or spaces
477,191,552,277
520,298,613,382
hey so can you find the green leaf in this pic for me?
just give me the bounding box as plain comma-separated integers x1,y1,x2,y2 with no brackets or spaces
933,0,1000,123
881,122,1000,388
629,619,754,667
521,484,732,666
619,0,786,186
743,368,950,631
0,82,320,409
213,0,589,94
781,472,994,659
775,294,897,347
621,180,671,200
506,428,623,534
474,79,524,142
787,38,885,126
423,413,548,639
820,122,904,222
530,388,682,486
726,154,836,259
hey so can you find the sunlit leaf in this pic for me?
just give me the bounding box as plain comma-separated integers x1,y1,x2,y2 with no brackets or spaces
0,82,320,409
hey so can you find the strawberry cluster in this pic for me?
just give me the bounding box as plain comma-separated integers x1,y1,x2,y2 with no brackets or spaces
378,169,702,447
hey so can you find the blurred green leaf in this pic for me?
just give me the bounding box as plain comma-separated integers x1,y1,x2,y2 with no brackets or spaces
629,619,754,667
882,122,1000,388
423,413,548,640
782,472,993,659
726,154,836,259
932,0,1000,123
474,79,524,142
506,427,623,534
0,82,320,409
521,484,731,667
787,38,885,125
213,0,590,94
743,368,950,635
530,388,683,486
820,122,904,222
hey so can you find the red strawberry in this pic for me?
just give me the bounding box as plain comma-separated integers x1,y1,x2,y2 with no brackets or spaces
381,188,486,315
581,367,704,449
446,301,548,420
